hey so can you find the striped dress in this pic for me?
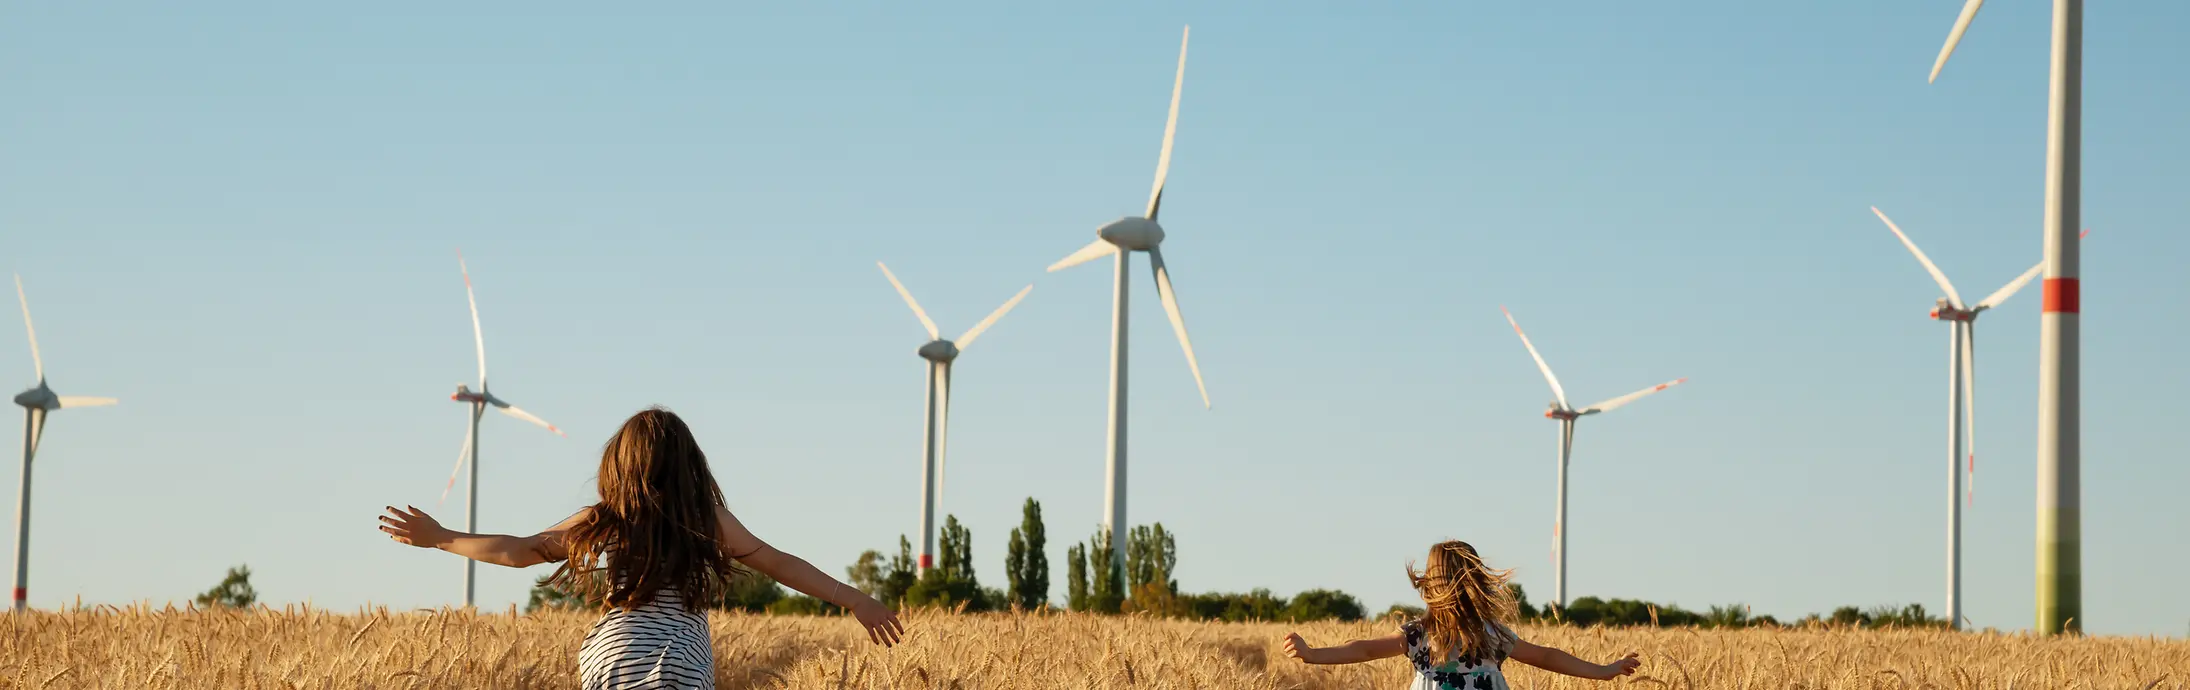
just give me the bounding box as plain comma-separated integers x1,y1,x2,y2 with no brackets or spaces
577,585,715,689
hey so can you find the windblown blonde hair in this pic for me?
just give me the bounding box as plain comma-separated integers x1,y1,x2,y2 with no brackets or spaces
1407,540,1520,662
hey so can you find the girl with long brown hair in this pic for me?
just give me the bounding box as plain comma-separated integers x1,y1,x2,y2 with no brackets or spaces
1281,540,1638,689
378,407,904,689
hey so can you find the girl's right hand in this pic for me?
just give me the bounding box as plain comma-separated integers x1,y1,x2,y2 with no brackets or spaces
1281,633,1318,664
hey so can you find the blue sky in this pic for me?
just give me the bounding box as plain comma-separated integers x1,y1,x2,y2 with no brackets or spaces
4,2,2186,636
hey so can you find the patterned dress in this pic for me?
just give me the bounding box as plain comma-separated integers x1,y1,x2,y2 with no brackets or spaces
577,585,715,689
1400,620,1516,690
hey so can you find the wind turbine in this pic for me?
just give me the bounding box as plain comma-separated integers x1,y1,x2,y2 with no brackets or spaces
875,262,1032,572
1043,26,1209,576
1499,306,1685,610
10,276,117,613
438,253,565,608
1870,207,2084,631
1926,0,2085,635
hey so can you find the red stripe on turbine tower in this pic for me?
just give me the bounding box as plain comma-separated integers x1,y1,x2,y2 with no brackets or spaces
2042,278,2080,314
11,587,22,602
919,554,932,570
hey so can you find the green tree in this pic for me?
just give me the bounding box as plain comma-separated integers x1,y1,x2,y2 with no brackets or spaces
1508,583,1539,620
878,536,919,606
1381,604,1427,622
1282,589,1366,622
525,571,602,613
717,570,785,612
767,595,844,616
1125,523,1177,594
1066,543,1090,612
1084,526,1124,613
906,515,984,610
194,565,258,609
1005,498,1050,611
846,549,886,598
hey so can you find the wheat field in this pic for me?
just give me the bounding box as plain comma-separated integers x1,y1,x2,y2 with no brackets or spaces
3,605,2184,689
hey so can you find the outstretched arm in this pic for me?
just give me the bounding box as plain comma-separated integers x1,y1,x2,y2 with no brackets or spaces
1510,639,1640,680
1281,632,1407,665
716,504,904,646
379,505,588,569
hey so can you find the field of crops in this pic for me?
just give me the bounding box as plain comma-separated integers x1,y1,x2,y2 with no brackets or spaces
4,606,2185,689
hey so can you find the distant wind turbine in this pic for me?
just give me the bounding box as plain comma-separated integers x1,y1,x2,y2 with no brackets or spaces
439,253,565,608
1869,206,2086,631
11,276,118,613
1043,26,1210,576
875,262,1031,572
1500,306,1685,610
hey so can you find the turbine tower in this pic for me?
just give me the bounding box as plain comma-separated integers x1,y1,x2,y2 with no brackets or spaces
1044,26,1210,576
1926,0,2084,635
1500,306,1684,610
1870,207,2081,631
875,262,1032,572
11,276,118,613
438,253,565,608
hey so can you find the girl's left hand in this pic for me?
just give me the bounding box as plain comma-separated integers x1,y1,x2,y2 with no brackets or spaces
379,505,451,548
1281,633,1318,664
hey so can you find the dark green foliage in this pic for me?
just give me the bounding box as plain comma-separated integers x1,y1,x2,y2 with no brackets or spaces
1830,606,1868,627
879,536,919,607
1005,498,1050,611
1082,527,1124,614
1125,523,1177,594
1509,583,1539,620
194,565,258,609
526,571,602,613
906,516,985,611
766,595,844,616
717,570,785,612
846,549,886,598
1181,588,1288,622
1065,543,1090,612
1282,589,1366,623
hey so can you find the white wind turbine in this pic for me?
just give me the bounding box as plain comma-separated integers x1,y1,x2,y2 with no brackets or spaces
1868,206,2083,631
1926,0,2087,637
875,262,1032,572
437,253,565,608
10,276,118,613
1500,306,1685,610
1043,26,1210,576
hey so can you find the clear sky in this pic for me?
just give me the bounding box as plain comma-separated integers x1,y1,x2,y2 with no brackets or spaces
4,2,2185,636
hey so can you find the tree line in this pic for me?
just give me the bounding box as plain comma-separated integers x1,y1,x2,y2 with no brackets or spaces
515,498,1951,630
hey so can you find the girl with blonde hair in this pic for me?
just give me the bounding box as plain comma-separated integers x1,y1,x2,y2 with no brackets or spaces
1282,540,1639,689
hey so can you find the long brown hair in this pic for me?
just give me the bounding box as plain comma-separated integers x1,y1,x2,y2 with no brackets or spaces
1407,540,1519,662
544,407,739,612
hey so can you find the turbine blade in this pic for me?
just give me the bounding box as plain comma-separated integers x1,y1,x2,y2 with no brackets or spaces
955,284,1032,352
1962,322,1977,506
876,262,940,340
459,251,488,388
26,408,45,459
1929,0,1987,84
1499,306,1568,409
1047,240,1117,273
493,402,566,437
1146,25,1188,221
56,397,118,408
14,275,42,382
439,418,475,508
1977,229,2089,310
1148,246,1210,408
1581,378,1687,415
935,362,951,513
1870,207,1964,308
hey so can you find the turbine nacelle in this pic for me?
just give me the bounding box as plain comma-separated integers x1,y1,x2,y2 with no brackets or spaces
451,384,485,403
1930,298,1979,322
13,385,56,411
917,340,961,363
1097,217,1166,252
1544,404,1581,421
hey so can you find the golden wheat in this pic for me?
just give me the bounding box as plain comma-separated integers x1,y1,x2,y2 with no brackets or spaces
2,605,2183,689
